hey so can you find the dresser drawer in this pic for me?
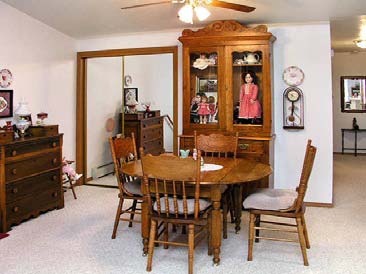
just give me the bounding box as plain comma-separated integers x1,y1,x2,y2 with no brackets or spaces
5,152,60,182
142,126,163,141
141,117,163,128
5,136,61,158
6,170,60,203
6,188,61,223
142,138,164,155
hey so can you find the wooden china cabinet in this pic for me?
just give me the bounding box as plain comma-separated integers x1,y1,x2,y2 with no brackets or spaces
178,20,276,188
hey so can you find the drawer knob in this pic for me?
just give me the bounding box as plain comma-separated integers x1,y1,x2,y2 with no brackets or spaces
52,142,57,147
52,158,58,164
11,168,17,175
13,206,19,213
239,144,250,150
52,175,57,181
11,150,17,156
12,188,18,194
52,192,58,197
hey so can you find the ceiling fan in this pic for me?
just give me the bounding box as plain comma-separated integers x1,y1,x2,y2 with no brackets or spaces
121,0,255,24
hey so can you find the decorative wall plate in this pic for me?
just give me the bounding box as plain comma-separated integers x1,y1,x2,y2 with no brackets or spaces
124,75,132,86
0,69,13,88
283,66,304,86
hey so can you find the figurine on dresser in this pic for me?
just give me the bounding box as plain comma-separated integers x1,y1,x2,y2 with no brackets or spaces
239,71,262,124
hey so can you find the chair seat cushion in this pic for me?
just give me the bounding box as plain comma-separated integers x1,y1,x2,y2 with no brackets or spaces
243,188,297,211
124,178,142,195
153,197,211,215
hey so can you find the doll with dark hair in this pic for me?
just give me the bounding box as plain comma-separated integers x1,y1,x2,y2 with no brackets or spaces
239,71,262,123
196,95,210,124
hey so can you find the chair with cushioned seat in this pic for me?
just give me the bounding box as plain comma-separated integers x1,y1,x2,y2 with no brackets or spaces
194,131,239,238
109,133,143,239
243,140,317,266
141,150,211,274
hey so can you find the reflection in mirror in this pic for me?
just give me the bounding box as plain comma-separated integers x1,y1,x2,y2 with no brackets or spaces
341,76,366,112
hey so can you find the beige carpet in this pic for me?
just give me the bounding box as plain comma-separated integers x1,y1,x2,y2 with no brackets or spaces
1,154,365,274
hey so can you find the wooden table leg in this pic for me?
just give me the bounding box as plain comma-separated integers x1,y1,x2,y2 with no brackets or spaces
233,184,243,233
141,180,150,256
210,185,222,265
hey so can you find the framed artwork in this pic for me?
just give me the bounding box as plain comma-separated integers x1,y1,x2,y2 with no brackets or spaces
197,78,218,94
0,90,13,118
123,88,138,106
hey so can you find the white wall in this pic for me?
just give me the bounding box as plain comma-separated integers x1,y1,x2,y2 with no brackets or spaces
77,23,334,204
332,52,366,153
270,23,333,204
0,5,333,204
125,54,174,152
86,57,122,177
0,2,76,159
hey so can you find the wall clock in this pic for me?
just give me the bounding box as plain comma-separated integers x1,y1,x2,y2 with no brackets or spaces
124,75,132,86
0,69,13,88
283,66,304,86
283,87,304,129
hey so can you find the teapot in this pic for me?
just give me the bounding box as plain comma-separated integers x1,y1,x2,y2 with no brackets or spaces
243,52,260,64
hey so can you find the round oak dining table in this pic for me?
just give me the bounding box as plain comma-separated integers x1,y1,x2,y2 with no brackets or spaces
122,157,272,265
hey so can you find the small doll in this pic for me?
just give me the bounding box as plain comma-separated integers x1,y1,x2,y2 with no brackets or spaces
62,158,83,181
196,95,210,124
208,96,216,122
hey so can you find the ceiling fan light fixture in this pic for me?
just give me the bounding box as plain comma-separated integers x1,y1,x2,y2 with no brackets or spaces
194,6,211,21
354,39,366,49
178,4,194,24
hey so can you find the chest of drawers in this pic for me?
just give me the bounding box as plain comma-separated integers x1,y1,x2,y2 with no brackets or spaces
0,134,63,232
121,111,165,156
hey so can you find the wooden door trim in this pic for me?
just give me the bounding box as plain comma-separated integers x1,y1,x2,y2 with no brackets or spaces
76,46,178,184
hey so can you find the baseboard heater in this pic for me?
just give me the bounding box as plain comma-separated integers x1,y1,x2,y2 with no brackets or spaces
91,162,114,180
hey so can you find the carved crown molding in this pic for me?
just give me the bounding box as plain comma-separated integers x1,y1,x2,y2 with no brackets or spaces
181,20,270,37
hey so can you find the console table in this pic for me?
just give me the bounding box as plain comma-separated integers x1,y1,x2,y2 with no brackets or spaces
341,128,366,156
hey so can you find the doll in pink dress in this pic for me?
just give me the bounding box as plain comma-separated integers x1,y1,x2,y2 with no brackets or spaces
239,71,262,122
196,95,211,124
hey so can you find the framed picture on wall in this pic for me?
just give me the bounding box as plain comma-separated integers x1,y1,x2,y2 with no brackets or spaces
0,90,13,118
124,88,138,106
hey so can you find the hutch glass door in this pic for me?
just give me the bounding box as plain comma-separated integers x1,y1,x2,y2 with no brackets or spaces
189,50,219,126
231,49,264,125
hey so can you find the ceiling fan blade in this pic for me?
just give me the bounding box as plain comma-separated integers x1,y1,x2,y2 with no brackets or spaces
209,0,255,13
121,0,171,10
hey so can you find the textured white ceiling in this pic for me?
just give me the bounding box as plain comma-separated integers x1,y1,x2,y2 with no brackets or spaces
1,0,366,51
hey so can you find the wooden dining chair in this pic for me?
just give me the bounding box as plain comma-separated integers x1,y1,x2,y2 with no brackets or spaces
194,131,239,239
243,140,317,266
109,133,143,239
141,150,211,274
